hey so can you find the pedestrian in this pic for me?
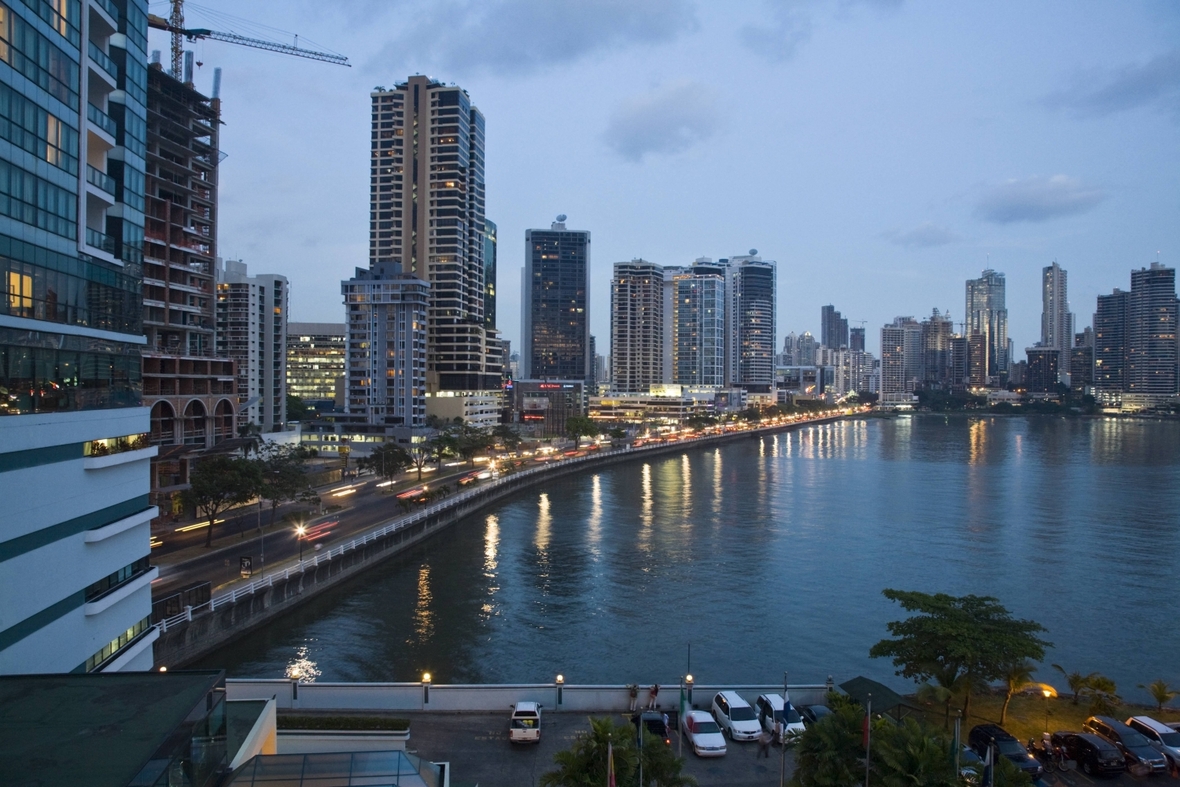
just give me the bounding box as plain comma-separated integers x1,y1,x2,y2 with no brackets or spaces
758,728,772,758
627,684,638,712
647,683,660,710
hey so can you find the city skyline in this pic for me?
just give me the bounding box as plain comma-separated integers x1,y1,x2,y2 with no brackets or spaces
150,1,1180,358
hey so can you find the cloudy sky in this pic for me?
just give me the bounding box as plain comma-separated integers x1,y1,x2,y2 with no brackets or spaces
150,0,1180,356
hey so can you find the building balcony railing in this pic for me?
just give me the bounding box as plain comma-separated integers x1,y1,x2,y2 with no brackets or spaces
94,0,120,24
87,165,116,195
87,103,117,137
86,227,116,253
88,41,119,80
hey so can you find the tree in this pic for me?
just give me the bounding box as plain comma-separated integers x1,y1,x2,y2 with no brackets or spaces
869,589,1050,720
257,444,308,527
407,441,432,481
491,424,522,454
564,415,599,449
874,718,958,787
999,660,1037,725
357,442,410,487
181,455,262,548
1051,664,1095,705
790,694,869,787
286,394,310,422
454,424,494,467
1081,674,1120,716
1139,679,1179,712
540,716,693,787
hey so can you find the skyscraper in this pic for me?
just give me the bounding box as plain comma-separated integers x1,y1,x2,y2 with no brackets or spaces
1025,347,1060,393
484,219,497,331
215,260,288,432
796,332,818,366
369,78,499,400
921,309,954,388
521,216,590,384
965,269,1009,383
671,263,726,386
286,323,346,410
880,317,922,403
1,0,158,674
1126,263,1178,402
726,252,777,390
1041,262,1073,378
821,305,849,349
849,326,865,352
1093,290,1129,399
610,260,665,393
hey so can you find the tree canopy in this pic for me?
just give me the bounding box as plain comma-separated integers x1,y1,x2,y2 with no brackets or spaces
565,415,599,448
358,442,411,486
181,455,262,547
257,443,309,525
539,716,694,787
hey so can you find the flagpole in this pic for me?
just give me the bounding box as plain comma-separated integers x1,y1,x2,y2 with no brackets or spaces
864,693,872,787
780,670,788,787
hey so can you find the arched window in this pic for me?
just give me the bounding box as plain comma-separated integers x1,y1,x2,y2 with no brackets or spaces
183,400,207,446
150,401,176,445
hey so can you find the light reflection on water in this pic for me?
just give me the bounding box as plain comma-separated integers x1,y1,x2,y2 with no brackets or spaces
204,417,1180,702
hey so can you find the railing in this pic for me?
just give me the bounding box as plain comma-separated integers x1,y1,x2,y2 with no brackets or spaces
86,227,115,253
88,41,119,80
87,165,116,195
87,103,117,137
156,413,851,634
94,0,120,23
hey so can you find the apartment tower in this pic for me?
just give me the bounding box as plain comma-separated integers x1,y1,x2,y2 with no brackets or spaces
610,260,665,393
1126,263,1178,404
215,259,288,432
670,261,726,387
965,269,1009,383
521,216,590,384
1040,262,1073,377
726,253,777,391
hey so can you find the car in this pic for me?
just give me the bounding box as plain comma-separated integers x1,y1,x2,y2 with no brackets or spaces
711,691,761,741
632,711,671,745
958,745,983,785
799,704,833,728
967,724,1043,780
755,694,805,742
682,710,727,757
1083,715,1168,774
1126,716,1180,768
1051,731,1127,776
509,701,541,743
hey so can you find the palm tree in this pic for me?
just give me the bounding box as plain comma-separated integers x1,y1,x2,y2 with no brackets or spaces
540,716,637,787
874,718,957,787
1052,664,1095,705
1000,660,1037,725
1138,680,1179,712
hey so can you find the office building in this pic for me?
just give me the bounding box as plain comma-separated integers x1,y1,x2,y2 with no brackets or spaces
671,263,726,386
879,317,923,403
513,379,585,437
921,309,954,388
726,252,777,391
965,269,1009,383
949,335,969,390
286,322,346,410
1070,341,1094,395
795,331,818,366
369,77,501,422
215,259,288,432
521,216,590,384
610,259,665,393
1041,262,1073,376
821,304,849,349
1025,347,1060,393
849,326,865,352
0,0,159,674
1126,263,1177,404
1093,289,1129,402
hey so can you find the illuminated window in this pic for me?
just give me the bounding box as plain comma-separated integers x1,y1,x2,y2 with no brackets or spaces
8,270,32,313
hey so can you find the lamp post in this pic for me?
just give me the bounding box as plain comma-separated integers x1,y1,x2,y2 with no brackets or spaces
1043,688,1052,732
422,672,431,705
296,524,306,562
685,674,693,708
556,674,564,707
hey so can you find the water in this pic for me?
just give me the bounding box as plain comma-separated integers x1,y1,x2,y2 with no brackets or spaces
200,416,1180,700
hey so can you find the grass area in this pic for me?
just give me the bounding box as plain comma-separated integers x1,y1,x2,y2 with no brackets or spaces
277,714,410,731
908,691,1180,744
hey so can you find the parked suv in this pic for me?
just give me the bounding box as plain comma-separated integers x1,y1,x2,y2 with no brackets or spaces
632,711,671,745
967,724,1043,780
1050,731,1126,776
1126,716,1180,768
711,691,761,741
1084,716,1168,774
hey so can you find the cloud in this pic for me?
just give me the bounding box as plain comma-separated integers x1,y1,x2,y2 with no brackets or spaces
365,0,697,77
1043,50,1180,120
881,222,961,248
974,175,1106,224
603,81,720,162
741,0,902,62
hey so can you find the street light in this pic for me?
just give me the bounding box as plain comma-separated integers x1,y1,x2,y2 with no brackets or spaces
296,524,306,562
1043,687,1052,732
422,672,431,705
685,674,693,708
556,674,564,706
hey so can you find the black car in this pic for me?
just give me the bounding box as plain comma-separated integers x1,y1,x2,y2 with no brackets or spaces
632,711,671,745
1083,715,1168,774
968,724,1044,780
798,705,832,727
1051,731,1126,776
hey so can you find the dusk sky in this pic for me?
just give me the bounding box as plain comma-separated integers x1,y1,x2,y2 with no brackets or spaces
149,0,1180,356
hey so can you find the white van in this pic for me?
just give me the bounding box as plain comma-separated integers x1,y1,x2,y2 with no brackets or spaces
509,701,542,743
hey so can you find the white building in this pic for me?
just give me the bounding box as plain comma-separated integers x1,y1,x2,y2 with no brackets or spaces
880,317,923,403
0,0,157,674
1040,262,1074,381
216,259,289,432
610,260,666,394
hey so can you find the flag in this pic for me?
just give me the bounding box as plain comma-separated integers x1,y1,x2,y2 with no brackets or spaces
982,743,993,787
607,741,616,787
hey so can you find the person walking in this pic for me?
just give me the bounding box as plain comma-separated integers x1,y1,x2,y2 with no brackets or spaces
646,684,660,710
758,728,773,758
627,684,638,712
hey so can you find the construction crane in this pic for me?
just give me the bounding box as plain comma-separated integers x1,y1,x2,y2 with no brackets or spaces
148,0,349,80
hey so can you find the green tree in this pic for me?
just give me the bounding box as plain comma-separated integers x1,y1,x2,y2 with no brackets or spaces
358,442,410,487
257,444,308,526
492,424,522,454
539,716,694,787
454,424,494,467
1139,679,1179,712
1051,664,1095,705
869,589,1050,720
286,394,310,422
790,695,868,787
873,718,957,787
1081,674,1120,716
999,660,1037,725
181,455,262,548
565,415,599,449
406,441,432,481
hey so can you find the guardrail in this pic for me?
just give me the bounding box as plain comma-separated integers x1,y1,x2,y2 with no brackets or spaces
157,413,850,635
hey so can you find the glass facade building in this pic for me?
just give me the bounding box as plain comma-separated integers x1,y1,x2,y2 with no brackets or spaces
521,217,590,384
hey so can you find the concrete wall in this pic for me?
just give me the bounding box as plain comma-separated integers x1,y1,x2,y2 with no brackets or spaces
227,679,832,714
277,730,409,754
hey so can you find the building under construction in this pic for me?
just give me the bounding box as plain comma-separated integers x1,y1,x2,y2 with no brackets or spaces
143,63,236,510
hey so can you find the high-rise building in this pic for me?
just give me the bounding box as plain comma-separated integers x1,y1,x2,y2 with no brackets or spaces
795,332,818,366
726,253,776,391
1126,263,1177,401
1093,290,1129,400
286,323,345,410
215,260,288,432
849,326,865,352
1025,347,1060,393
484,219,496,331
821,304,849,350
610,260,665,393
965,269,1009,382
521,216,590,384
949,335,969,390
879,317,923,402
1041,262,1073,376
368,78,500,408
920,309,954,388
1070,339,1094,396
670,264,726,386
0,0,159,674
341,265,429,430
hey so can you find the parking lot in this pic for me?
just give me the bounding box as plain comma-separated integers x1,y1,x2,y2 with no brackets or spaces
1039,764,1178,787
402,711,797,787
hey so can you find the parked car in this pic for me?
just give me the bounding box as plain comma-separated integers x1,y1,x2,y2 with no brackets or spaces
1050,731,1127,776
682,710,727,757
959,745,983,784
799,704,832,728
755,694,805,742
967,724,1043,780
711,691,761,741
1126,716,1180,768
509,701,541,743
632,711,671,745
1084,715,1168,774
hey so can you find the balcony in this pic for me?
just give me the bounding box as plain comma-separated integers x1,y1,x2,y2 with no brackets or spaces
88,41,119,80
86,227,116,253
87,103,117,138
94,0,120,24
87,165,116,195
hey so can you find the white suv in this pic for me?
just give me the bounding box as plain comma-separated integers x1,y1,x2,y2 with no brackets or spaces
756,693,806,742
1126,716,1180,768
712,691,761,741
